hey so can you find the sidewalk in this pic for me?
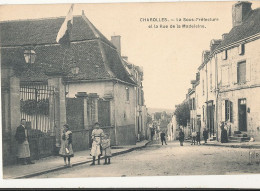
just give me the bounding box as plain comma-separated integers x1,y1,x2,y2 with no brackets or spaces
3,140,150,179
185,139,260,149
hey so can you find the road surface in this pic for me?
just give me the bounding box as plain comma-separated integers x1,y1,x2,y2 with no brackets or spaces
34,141,260,178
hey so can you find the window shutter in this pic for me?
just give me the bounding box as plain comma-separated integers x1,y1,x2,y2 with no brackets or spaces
229,101,233,123
221,100,225,121
246,59,251,82
232,62,238,84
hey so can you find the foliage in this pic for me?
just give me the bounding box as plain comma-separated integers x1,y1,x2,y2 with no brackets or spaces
20,99,49,115
174,101,190,127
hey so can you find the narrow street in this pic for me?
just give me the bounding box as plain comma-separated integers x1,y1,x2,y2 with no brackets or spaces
34,141,260,178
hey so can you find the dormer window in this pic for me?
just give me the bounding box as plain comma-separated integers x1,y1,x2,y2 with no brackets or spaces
71,67,79,74
24,50,36,64
222,50,228,60
238,44,245,55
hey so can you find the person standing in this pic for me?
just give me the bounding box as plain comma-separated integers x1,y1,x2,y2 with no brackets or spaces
191,131,196,145
179,128,184,146
160,131,167,145
15,119,34,165
202,128,208,144
220,122,228,143
196,131,201,145
59,124,74,167
90,122,104,165
102,134,112,165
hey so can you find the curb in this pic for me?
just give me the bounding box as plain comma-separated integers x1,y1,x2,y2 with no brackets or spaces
12,141,151,179
201,143,260,149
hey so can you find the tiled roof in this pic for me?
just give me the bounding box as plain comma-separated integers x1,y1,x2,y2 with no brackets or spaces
0,15,135,84
217,8,260,49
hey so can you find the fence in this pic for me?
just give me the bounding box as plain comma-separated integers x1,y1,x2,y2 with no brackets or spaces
20,83,55,133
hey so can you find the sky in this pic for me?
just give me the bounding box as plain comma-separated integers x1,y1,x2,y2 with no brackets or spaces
1,1,260,110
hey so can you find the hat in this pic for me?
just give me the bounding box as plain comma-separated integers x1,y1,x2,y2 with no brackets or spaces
94,122,100,126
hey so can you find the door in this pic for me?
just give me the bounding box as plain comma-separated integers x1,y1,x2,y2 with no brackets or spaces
238,99,247,131
207,102,215,137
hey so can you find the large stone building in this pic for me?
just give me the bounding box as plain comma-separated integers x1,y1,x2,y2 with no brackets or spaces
185,1,260,141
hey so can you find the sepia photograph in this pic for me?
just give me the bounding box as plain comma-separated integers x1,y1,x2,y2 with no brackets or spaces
0,0,260,188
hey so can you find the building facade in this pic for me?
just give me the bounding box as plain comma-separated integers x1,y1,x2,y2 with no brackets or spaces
185,1,260,141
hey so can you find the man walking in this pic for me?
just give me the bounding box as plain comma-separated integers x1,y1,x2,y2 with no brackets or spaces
179,128,184,146
15,119,34,165
203,128,208,144
160,131,167,145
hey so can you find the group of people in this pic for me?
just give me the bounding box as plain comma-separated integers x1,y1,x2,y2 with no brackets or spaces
178,128,209,146
59,122,112,167
15,120,112,167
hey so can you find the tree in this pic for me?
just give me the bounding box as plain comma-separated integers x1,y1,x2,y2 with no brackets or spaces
174,101,190,127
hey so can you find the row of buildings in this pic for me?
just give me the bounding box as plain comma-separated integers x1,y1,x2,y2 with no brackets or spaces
182,1,260,141
1,10,148,165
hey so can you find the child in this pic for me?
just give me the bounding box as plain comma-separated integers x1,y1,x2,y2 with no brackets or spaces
59,124,74,167
101,134,112,165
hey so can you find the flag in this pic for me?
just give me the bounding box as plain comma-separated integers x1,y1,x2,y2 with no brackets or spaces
56,4,74,47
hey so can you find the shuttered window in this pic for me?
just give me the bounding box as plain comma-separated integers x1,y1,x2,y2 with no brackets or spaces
237,61,246,84
223,100,233,122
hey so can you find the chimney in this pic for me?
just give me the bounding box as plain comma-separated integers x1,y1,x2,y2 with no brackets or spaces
210,39,222,53
202,50,210,63
111,35,121,55
222,33,228,41
232,1,252,27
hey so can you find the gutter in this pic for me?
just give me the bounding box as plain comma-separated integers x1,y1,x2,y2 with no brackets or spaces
65,78,137,87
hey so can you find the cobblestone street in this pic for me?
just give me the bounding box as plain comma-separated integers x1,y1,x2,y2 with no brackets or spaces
35,141,260,178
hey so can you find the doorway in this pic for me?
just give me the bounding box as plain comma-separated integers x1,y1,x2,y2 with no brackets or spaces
238,98,247,131
207,101,215,137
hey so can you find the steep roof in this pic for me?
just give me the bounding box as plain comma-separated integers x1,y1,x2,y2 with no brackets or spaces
217,8,260,49
0,14,135,84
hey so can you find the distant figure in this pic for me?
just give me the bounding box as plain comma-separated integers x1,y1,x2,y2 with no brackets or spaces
59,124,74,167
160,131,167,145
203,128,208,144
179,129,185,146
196,132,201,145
101,134,112,165
191,131,197,145
15,119,34,165
220,122,228,143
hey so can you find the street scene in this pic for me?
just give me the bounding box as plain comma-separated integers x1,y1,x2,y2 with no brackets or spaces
34,142,260,178
1,0,260,187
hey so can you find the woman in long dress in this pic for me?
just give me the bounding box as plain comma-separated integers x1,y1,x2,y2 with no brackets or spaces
59,124,74,167
90,122,104,165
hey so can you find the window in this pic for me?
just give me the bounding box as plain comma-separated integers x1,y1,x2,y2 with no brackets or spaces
238,44,245,55
237,61,246,84
126,87,129,101
192,98,196,110
224,100,233,122
221,66,229,86
222,50,228,60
